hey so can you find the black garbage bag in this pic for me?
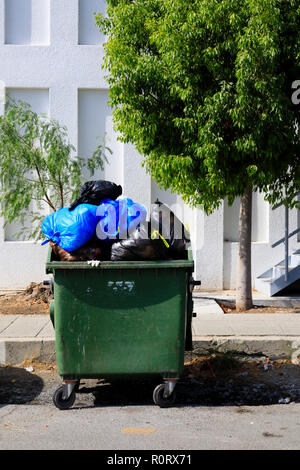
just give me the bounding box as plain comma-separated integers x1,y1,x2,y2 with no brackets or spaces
150,199,190,260
69,180,122,211
111,201,190,261
111,222,169,261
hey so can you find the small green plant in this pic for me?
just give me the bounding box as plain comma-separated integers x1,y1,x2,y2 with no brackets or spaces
0,97,111,240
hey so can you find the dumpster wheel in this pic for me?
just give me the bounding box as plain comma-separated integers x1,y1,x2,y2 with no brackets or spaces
53,385,76,410
153,383,176,408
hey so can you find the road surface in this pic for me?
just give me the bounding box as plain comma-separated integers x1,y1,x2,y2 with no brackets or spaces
0,357,300,451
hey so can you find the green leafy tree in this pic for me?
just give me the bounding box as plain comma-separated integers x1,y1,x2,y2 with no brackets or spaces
0,98,110,240
96,0,300,310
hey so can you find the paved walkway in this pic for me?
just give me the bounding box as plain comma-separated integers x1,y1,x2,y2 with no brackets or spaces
1,301,300,338
194,290,300,307
1,297,300,364
192,298,300,335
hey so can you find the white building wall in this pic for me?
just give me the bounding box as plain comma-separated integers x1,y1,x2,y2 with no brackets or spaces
224,197,300,289
0,0,299,290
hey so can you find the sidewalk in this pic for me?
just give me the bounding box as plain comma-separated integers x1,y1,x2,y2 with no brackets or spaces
194,289,300,308
1,297,300,364
192,297,300,362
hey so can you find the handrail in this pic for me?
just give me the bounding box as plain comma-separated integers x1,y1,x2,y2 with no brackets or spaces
272,201,300,282
271,227,300,248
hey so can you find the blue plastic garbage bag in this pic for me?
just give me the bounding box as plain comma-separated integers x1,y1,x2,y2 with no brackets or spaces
41,204,100,252
96,198,147,240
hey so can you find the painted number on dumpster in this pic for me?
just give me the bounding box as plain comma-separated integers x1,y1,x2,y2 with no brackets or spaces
107,280,136,295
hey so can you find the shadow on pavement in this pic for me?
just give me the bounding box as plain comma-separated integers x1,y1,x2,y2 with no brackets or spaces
1,354,300,409
76,357,300,408
0,365,44,406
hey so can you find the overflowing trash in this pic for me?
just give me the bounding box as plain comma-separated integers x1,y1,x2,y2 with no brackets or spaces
111,221,169,261
150,199,190,260
69,180,122,211
41,180,190,262
42,203,100,252
110,200,190,261
97,197,147,240
50,240,107,262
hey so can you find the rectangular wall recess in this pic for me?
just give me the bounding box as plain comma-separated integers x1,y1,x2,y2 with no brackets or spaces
5,0,50,45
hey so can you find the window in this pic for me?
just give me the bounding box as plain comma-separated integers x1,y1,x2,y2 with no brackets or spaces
5,0,50,45
78,0,106,45
78,89,122,184
4,88,49,241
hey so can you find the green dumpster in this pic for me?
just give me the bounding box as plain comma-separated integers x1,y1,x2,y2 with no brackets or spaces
46,248,198,409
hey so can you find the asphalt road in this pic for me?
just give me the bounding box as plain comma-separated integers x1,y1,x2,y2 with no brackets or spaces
0,357,300,451
1,400,300,451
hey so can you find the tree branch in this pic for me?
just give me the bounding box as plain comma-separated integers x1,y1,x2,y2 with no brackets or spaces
34,164,56,212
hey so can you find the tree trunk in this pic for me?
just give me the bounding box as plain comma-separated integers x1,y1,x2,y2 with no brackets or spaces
236,187,253,311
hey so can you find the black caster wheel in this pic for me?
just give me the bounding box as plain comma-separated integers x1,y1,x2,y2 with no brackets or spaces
74,380,80,392
53,385,76,410
153,384,176,408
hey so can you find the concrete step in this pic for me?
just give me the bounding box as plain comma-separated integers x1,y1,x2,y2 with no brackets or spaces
255,255,300,296
291,251,300,266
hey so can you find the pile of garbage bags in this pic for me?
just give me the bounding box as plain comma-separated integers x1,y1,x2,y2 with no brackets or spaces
42,180,190,262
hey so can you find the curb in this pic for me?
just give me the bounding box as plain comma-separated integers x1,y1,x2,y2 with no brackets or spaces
1,336,300,365
0,338,56,365
192,336,300,362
